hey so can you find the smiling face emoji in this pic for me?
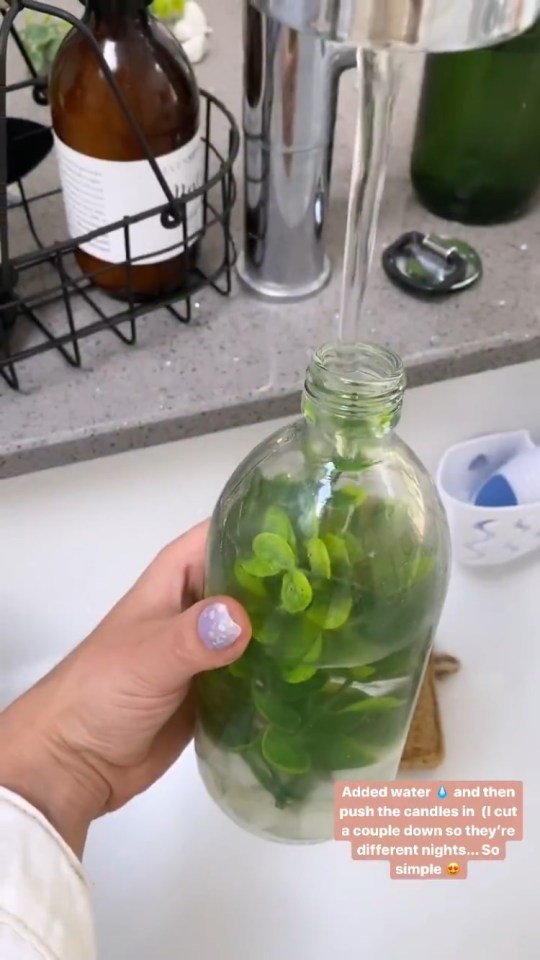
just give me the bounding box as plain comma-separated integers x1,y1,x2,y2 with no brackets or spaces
446,862,460,877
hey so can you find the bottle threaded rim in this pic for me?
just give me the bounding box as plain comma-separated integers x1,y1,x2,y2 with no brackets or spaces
304,341,405,423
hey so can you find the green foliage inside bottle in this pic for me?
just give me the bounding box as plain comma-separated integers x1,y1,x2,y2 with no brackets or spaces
410,17,540,225
200,485,437,792
195,343,451,844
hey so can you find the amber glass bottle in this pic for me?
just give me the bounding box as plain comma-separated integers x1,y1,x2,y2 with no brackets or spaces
49,0,203,301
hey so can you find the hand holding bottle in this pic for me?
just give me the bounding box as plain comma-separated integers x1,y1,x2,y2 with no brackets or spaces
0,521,251,858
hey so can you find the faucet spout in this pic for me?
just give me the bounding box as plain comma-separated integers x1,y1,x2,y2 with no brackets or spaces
237,1,356,302
238,0,540,303
248,0,540,50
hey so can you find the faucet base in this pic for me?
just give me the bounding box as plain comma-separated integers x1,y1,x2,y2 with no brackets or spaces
236,252,332,304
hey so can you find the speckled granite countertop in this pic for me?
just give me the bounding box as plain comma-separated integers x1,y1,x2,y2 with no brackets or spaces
2,0,540,479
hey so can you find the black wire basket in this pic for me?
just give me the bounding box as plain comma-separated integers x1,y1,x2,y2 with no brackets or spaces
0,0,240,392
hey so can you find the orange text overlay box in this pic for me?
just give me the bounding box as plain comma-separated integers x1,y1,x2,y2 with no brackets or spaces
334,780,523,880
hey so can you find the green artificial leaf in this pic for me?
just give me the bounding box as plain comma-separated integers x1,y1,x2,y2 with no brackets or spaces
367,648,414,680
319,507,347,539
338,485,369,506
279,774,317,803
323,533,351,574
253,532,296,572
314,624,386,668
277,670,328,699
273,616,320,663
282,663,318,684
242,741,290,807
262,727,311,775
341,598,429,661
317,625,373,669
339,695,405,714
309,733,376,771
322,679,362,700
241,555,283,578
410,552,434,585
306,538,331,579
347,495,384,543
281,570,313,614
234,559,267,597
228,657,252,680
318,611,420,668
263,506,297,548
333,454,377,472
319,486,369,538
250,612,285,647
303,632,323,665
307,583,352,630
306,709,368,740
312,683,410,749
252,688,302,732
351,709,409,749
196,669,254,745
197,667,247,711
259,476,320,541
349,665,377,681
296,504,320,540
344,532,365,564
318,679,364,712
217,708,255,752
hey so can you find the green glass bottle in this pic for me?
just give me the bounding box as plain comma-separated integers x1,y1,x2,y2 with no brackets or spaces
410,17,540,225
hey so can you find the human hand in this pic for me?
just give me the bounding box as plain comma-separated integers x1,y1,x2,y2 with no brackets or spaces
0,520,251,857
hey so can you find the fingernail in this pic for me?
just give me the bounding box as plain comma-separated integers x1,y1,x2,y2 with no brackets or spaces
198,602,242,650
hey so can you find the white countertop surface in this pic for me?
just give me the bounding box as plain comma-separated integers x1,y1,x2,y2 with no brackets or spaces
1,359,539,959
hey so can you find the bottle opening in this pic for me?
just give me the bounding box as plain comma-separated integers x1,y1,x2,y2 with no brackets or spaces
303,341,405,427
314,341,403,390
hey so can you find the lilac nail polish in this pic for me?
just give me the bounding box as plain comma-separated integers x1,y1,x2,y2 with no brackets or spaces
198,602,242,650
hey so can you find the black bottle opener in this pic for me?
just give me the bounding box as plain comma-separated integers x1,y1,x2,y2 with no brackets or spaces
382,231,483,298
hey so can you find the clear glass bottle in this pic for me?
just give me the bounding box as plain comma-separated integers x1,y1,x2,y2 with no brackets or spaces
195,342,451,844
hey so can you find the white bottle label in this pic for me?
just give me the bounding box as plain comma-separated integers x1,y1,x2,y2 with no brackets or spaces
53,131,204,265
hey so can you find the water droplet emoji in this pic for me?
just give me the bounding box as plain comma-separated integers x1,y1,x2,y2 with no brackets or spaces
438,786,447,799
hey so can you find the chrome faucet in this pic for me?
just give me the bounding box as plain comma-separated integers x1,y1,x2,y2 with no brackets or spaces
236,5,356,302
237,0,540,303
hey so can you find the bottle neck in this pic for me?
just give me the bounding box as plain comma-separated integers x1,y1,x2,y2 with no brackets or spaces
85,0,150,21
302,342,405,441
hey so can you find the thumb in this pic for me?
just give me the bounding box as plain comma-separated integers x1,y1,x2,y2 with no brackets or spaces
157,597,252,690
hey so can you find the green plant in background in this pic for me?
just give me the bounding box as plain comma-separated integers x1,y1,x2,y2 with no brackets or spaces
197,470,441,811
150,0,186,22
19,12,71,78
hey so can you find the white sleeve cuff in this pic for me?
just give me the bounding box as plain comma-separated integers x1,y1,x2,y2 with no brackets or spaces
0,787,96,960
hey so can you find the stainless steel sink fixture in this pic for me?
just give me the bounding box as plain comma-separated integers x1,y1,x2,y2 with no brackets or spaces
237,0,540,302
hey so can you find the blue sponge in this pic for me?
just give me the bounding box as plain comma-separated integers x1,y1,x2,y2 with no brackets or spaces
473,447,540,508
474,474,518,508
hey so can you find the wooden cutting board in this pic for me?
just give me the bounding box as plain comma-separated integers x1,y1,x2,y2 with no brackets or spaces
400,652,460,771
